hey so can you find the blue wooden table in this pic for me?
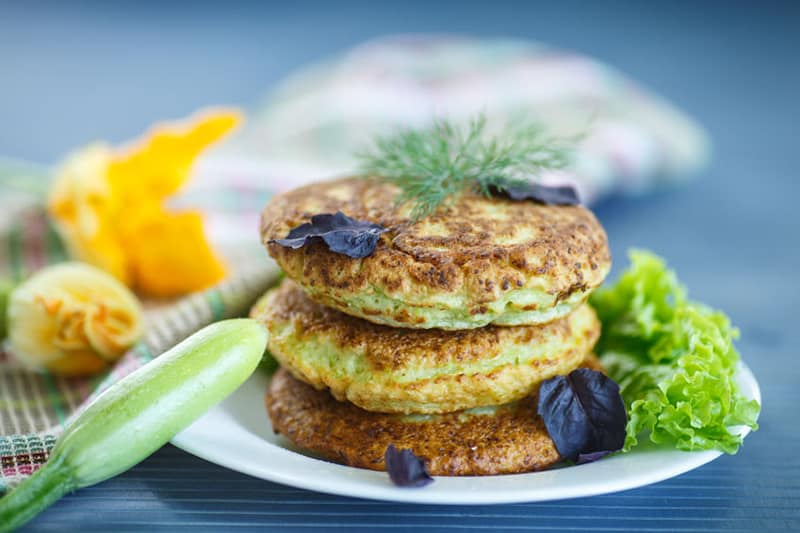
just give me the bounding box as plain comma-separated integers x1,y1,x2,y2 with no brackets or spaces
2,1,798,531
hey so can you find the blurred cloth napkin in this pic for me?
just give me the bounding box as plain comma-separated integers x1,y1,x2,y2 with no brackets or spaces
0,34,709,492
224,35,709,202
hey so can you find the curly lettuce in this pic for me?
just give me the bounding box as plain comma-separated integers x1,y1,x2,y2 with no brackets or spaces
589,250,760,454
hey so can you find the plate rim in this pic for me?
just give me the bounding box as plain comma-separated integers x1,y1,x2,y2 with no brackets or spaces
171,363,760,505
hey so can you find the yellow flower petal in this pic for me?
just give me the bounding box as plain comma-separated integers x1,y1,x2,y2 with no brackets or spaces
48,144,129,283
7,262,143,377
48,109,240,296
108,109,242,201
128,210,227,297
45,350,108,377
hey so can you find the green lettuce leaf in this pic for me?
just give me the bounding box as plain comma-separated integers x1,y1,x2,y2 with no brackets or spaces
589,250,760,454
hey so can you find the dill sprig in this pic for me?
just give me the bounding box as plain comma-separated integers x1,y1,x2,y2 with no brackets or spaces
357,114,573,220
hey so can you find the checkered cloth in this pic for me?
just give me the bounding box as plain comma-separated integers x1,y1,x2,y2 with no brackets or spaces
0,175,281,492
0,35,710,493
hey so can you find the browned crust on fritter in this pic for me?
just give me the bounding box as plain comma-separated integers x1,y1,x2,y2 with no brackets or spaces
260,177,610,326
266,368,561,476
267,355,605,476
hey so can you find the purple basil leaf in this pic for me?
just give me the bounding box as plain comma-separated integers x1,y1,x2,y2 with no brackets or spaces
271,211,388,259
537,368,627,462
384,444,434,488
576,450,614,464
488,182,580,205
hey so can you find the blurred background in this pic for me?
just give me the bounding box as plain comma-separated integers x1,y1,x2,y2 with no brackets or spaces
2,0,797,307
0,1,798,528
1,0,795,162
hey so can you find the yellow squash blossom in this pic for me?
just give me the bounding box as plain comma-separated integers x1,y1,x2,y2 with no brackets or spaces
6,262,143,376
48,110,240,297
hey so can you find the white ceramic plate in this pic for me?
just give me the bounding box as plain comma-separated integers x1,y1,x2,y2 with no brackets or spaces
172,364,760,505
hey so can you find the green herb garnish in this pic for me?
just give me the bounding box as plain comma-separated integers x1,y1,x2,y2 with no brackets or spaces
357,114,573,220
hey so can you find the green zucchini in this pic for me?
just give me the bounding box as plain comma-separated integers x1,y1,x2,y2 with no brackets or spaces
0,318,268,532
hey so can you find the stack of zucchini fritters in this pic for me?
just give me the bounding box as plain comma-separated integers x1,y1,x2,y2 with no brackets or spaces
253,177,611,476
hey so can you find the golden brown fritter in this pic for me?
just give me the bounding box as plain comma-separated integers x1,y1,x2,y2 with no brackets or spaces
251,279,600,414
261,177,611,330
267,356,607,476
266,368,560,476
